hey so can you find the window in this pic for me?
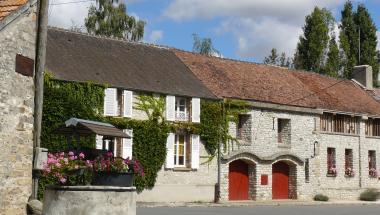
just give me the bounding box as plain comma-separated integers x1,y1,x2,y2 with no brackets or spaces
237,114,251,141
278,119,291,145
175,97,188,121
345,149,354,177
327,148,336,176
174,134,187,167
305,158,310,183
320,113,359,134
368,150,377,178
366,118,380,137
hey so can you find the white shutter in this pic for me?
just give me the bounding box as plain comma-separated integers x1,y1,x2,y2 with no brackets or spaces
96,135,103,149
104,88,117,116
105,140,109,150
165,133,175,169
191,134,200,169
122,129,133,159
113,140,117,157
166,95,175,121
191,98,200,123
123,90,133,118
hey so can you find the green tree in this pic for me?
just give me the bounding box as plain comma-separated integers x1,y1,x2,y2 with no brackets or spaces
294,7,334,74
355,4,379,84
85,0,145,41
263,48,279,65
339,1,358,79
263,48,292,68
324,35,340,77
192,33,220,56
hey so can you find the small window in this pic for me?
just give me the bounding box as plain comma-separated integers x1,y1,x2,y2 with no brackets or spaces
345,149,354,177
175,97,188,121
278,118,290,145
327,147,336,176
237,114,250,140
305,158,310,183
368,150,377,178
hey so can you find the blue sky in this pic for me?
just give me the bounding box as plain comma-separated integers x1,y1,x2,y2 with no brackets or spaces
49,0,380,63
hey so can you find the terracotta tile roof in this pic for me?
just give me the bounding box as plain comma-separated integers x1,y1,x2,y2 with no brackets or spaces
46,28,217,99
0,0,27,20
174,50,380,116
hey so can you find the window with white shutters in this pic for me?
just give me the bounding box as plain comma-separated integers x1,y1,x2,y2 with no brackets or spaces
123,90,133,118
191,98,200,123
166,95,175,121
96,135,103,150
104,88,118,116
122,129,133,159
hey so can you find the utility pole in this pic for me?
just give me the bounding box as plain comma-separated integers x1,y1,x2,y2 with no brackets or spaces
32,0,49,199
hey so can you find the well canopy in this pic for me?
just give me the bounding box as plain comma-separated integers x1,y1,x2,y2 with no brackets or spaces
57,118,130,138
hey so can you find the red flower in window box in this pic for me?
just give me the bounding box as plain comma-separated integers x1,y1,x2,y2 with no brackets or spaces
345,167,355,177
327,167,337,176
369,168,377,178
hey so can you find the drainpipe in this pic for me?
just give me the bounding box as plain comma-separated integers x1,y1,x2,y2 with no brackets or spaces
32,0,49,199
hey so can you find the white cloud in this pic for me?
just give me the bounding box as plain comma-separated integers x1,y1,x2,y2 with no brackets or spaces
163,0,361,61
147,30,164,43
48,1,94,29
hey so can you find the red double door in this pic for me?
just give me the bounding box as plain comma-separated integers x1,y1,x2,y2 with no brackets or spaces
229,160,249,200
272,161,290,199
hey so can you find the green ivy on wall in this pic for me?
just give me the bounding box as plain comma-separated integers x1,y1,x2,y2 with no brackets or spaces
41,72,105,151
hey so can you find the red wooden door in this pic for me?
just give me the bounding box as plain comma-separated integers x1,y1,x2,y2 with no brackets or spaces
229,160,249,200
272,161,289,199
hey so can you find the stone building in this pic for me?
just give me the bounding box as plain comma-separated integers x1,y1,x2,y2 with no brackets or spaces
0,0,37,214
45,27,380,202
176,50,380,201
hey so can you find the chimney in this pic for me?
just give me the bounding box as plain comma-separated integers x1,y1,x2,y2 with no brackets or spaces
353,65,373,90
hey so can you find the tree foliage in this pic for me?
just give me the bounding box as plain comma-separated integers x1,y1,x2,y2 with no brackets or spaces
324,35,340,77
192,33,220,56
263,48,292,68
85,0,145,41
294,7,334,74
340,2,378,84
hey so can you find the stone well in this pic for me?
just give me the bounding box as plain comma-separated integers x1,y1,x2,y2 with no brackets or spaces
42,186,136,215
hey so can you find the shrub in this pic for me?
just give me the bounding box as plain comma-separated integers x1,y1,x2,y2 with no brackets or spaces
359,189,379,201
313,194,329,201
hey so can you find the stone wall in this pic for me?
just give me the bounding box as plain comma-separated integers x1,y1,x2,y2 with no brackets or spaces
0,3,36,214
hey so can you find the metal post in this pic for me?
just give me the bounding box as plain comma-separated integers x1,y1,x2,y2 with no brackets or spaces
32,0,50,200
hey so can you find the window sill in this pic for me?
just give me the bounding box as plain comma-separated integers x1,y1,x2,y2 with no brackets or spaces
365,135,380,139
173,167,193,172
326,174,337,177
278,144,291,149
320,131,359,137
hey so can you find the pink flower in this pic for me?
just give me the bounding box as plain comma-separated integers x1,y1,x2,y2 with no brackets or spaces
79,152,85,159
106,151,113,157
59,177,67,184
68,151,74,156
55,162,61,168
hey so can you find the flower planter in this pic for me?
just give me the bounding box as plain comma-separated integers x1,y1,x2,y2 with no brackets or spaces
92,172,133,187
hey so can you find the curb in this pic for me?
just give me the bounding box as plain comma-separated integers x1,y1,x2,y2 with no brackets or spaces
137,200,380,208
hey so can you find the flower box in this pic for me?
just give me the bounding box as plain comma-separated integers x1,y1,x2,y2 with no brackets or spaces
92,172,133,187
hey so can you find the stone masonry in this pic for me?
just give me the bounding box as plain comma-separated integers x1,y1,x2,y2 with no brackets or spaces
0,2,36,214
221,107,380,201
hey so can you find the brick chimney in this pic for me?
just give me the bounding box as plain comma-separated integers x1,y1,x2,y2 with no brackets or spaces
353,65,373,90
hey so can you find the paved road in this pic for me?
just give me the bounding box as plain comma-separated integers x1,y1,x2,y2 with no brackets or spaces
138,205,380,215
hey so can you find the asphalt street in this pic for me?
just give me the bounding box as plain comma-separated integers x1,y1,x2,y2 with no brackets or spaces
138,205,380,215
